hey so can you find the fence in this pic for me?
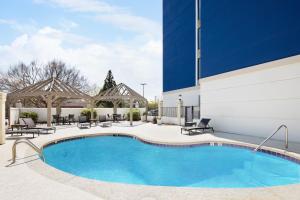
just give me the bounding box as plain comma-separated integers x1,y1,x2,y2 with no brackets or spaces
181,106,201,120
161,107,177,117
9,107,146,124
160,106,200,125
193,106,201,119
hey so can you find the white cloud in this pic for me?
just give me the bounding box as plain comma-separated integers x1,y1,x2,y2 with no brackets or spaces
0,19,15,24
95,14,161,38
0,1,162,99
0,18,37,33
33,0,161,38
34,0,118,13
59,19,79,31
0,26,162,99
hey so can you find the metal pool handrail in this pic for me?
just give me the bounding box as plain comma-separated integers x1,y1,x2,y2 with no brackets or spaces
254,125,288,151
11,138,44,164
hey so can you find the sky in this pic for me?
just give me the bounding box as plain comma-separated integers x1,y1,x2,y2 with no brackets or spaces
0,0,162,100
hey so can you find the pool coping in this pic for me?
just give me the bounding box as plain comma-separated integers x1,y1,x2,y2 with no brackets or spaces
24,131,300,200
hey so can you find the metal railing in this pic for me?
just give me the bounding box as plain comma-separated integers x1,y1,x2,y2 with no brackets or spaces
11,138,44,164
162,107,177,117
254,125,288,151
193,106,201,119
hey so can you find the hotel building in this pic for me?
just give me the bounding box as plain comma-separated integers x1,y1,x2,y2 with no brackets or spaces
163,0,300,141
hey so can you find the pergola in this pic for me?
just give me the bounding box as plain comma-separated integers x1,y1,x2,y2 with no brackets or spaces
93,83,147,126
8,77,91,127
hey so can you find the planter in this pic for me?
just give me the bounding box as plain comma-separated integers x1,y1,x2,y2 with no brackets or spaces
141,115,146,122
157,119,162,125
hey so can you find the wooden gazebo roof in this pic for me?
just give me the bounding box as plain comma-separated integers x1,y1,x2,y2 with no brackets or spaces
8,77,91,127
8,77,91,100
93,83,147,103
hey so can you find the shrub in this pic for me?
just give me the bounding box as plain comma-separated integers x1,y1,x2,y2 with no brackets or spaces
127,109,141,121
20,112,38,122
147,101,158,111
80,108,97,120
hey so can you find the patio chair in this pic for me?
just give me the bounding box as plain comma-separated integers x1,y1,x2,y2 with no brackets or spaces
107,114,112,121
99,115,107,122
67,114,75,124
52,114,61,125
113,114,121,122
181,118,214,135
20,118,56,133
77,116,91,129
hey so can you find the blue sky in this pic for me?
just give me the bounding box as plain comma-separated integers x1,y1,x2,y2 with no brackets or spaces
0,0,162,99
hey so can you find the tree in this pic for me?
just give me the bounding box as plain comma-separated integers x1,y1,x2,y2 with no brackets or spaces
0,61,42,92
99,70,116,93
43,60,89,92
96,70,117,107
0,60,89,92
0,60,90,107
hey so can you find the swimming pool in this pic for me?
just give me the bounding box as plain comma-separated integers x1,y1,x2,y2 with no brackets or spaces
42,136,300,188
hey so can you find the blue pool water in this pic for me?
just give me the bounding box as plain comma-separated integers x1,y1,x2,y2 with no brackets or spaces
43,136,300,188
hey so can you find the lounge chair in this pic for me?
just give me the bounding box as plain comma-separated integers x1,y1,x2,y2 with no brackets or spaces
20,118,56,133
181,118,214,135
77,116,91,128
6,129,40,138
100,121,112,127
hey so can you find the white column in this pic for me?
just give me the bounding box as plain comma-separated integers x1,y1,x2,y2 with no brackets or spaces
0,92,7,145
177,99,183,126
113,102,118,115
47,96,52,127
129,99,133,126
158,100,163,118
87,100,96,120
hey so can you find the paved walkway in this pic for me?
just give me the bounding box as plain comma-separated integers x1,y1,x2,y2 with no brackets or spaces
1,122,300,200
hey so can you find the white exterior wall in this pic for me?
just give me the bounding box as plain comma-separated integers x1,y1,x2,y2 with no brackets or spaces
201,55,300,142
162,86,200,107
10,107,146,123
9,108,20,125
161,117,185,125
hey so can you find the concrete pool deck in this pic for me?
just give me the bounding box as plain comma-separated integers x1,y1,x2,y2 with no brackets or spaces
1,122,300,200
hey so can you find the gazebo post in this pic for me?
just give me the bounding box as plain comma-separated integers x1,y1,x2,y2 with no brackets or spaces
113,101,118,115
130,98,133,126
56,99,62,116
89,99,95,120
145,101,148,122
47,95,52,127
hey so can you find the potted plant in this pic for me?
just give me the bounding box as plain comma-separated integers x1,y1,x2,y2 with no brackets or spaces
141,111,147,122
20,112,39,123
157,116,162,125
127,109,141,121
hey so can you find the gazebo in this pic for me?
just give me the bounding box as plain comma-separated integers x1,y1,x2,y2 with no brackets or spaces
93,83,147,126
8,77,91,127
